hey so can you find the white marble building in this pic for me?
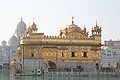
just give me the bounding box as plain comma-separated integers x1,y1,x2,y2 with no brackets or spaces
0,18,26,69
101,40,120,68
0,41,10,69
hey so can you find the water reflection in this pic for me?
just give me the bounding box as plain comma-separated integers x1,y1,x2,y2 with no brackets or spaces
0,71,120,80
0,71,10,80
10,75,120,80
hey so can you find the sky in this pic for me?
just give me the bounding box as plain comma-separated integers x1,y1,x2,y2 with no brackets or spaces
0,0,120,44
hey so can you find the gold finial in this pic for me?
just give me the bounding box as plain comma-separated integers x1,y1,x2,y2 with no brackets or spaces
83,25,86,32
72,17,74,24
33,18,35,23
28,22,30,27
96,20,97,26
84,25,86,28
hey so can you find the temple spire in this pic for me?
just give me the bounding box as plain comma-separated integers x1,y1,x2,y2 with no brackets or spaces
28,22,30,27
96,20,97,26
84,25,86,28
72,17,74,24
21,17,23,21
33,18,35,23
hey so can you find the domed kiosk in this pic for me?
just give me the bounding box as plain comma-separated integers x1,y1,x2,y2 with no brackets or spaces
60,17,89,37
1,40,7,46
8,35,18,46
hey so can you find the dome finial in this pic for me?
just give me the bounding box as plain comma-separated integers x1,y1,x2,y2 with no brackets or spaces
33,18,35,23
96,20,97,26
72,17,74,24
84,25,86,28
21,16,23,21
28,21,30,27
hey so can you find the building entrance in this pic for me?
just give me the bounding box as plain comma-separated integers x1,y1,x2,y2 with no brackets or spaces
48,61,57,69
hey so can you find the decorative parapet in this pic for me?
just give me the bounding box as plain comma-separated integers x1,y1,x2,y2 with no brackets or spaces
20,33,101,46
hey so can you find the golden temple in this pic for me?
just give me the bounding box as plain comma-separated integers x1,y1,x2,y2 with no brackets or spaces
16,17,102,73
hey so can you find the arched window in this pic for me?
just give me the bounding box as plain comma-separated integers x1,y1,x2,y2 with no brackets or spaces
71,52,75,57
108,62,110,66
83,52,87,58
62,53,64,57
31,53,34,57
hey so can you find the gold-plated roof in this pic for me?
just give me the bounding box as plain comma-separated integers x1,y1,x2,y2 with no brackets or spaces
60,17,88,37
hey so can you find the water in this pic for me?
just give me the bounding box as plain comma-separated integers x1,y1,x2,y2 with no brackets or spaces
0,71,120,80
10,76,120,80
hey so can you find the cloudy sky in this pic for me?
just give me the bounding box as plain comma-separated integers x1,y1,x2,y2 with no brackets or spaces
0,0,120,44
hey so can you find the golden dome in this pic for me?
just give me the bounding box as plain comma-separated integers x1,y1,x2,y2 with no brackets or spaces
60,17,89,37
67,17,80,29
31,22,37,28
31,22,38,32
